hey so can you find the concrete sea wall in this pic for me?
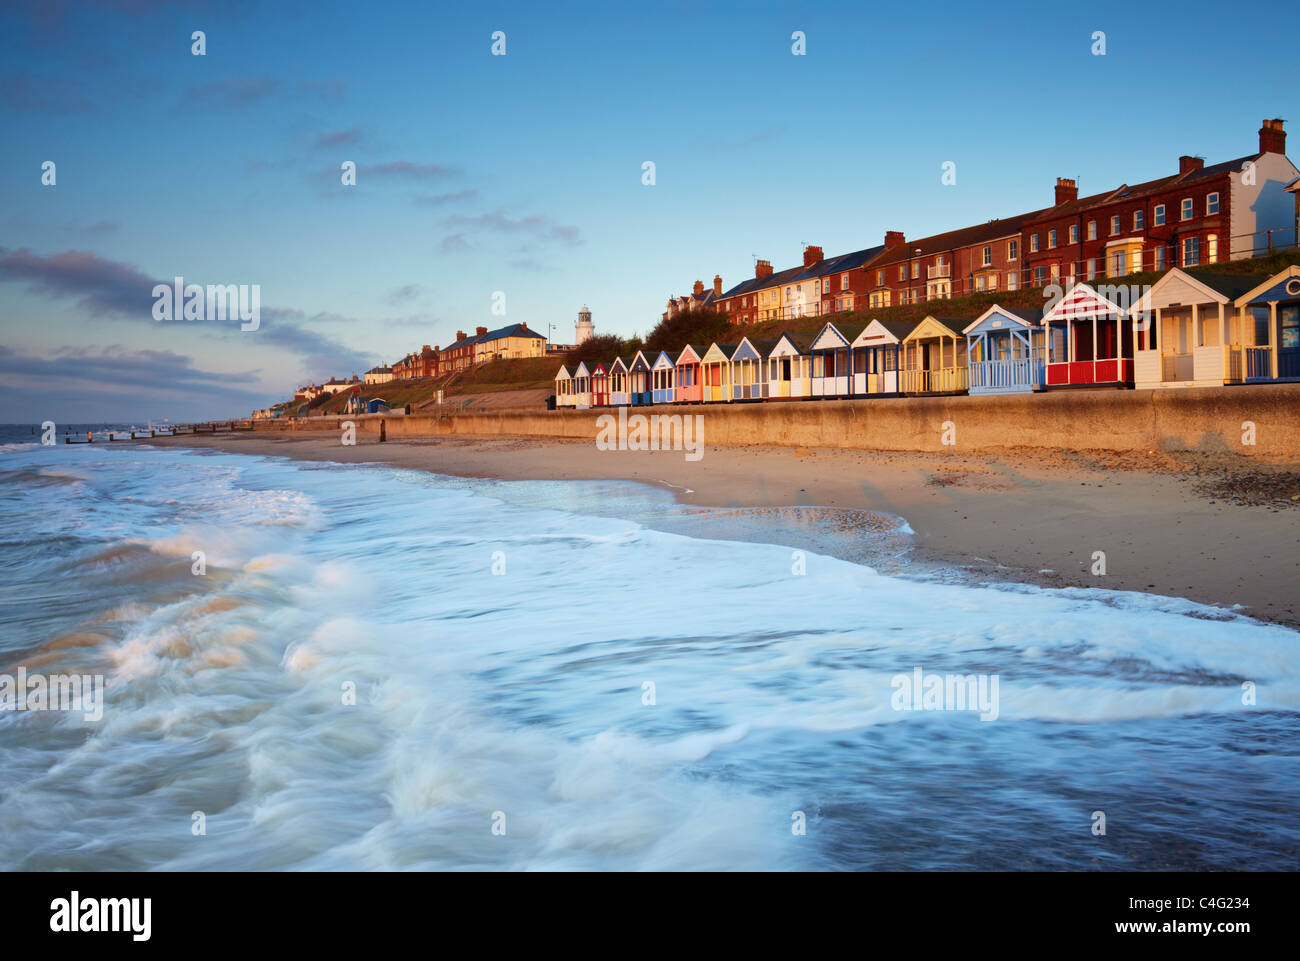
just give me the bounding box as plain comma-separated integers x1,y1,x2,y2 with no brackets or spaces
275,384,1300,458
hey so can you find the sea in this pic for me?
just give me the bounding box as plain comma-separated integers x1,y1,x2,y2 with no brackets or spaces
0,432,1297,870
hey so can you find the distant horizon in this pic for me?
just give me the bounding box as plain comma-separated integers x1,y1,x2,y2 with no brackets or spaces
3,0,1294,421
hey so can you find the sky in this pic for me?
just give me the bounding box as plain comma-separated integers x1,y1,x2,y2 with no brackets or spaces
1,0,1295,422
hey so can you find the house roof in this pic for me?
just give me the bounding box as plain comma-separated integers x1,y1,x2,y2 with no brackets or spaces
868,211,1054,270
445,331,483,351
1023,154,1258,226
478,323,545,344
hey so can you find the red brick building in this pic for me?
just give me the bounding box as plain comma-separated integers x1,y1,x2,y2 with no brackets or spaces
1023,120,1296,288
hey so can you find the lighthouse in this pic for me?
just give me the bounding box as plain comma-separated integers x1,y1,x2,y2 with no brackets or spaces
575,306,594,345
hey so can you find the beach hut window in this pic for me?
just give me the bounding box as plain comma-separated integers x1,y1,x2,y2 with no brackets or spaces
1049,327,1068,363
1277,305,1300,350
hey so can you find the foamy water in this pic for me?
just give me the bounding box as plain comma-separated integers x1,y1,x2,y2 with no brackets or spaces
1,444,1297,870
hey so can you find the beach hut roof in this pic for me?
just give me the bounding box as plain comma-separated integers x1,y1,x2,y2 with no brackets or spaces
555,364,572,379
1043,282,1129,323
904,316,970,341
610,356,630,372
964,304,1042,335
675,343,705,364
771,331,815,354
1234,266,1300,306
651,350,675,368
1133,269,1271,313
573,361,590,376
852,319,920,346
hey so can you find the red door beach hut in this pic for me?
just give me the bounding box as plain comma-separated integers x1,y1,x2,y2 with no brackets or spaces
1040,282,1134,388
590,360,610,407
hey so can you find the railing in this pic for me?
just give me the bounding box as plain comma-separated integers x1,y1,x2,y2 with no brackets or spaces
901,366,969,393
969,358,1043,390
1161,352,1194,382
1245,345,1272,379
927,263,951,279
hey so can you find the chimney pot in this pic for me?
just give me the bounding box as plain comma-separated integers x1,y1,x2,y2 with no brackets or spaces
1054,177,1078,205
713,274,722,297
803,245,824,268
755,259,774,279
1259,118,1287,155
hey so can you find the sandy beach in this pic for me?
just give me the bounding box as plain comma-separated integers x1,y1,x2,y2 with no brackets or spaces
144,429,1300,628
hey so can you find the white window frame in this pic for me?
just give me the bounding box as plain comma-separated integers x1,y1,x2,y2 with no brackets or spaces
1087,220,1097,240
1154,205,1166,226
1181,198,1193,221
1110,215,1121,236
1207,192,1220,215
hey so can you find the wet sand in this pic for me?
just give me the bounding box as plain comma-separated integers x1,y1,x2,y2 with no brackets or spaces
145,430,1300,628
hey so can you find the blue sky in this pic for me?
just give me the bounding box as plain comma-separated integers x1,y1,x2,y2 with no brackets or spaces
1,0,1294,421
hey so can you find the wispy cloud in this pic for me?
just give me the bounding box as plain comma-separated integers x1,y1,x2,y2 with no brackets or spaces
184,75,279,110
314,126,363,148
0,246,373,374
387,284,422,304
439,210,582,249
0,72,93,113
370,161,460,180
414,189,478,206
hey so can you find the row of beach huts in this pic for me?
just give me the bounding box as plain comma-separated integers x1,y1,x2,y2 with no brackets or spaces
554,267,1300,406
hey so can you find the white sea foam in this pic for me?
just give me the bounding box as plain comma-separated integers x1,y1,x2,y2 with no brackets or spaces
0,443,1297,871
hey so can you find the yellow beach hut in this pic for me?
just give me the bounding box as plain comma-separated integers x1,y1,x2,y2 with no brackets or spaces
700,342,737,403
900,316,970,394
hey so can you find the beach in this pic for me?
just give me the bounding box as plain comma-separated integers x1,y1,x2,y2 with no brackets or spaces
148,429,1300,628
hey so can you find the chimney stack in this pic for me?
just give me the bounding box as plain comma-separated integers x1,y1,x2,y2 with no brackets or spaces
693,279,705,295
884,230,906,250
456,330,466,341
1260,118,1286,155
713,274,722,297
803,245,824,268
475,326,488,336
520,322,527,330
1054,177,1078,205
755,259,773,279
1179,155,1204,175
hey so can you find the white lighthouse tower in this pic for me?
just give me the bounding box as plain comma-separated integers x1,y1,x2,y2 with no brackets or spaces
575,305,594,345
